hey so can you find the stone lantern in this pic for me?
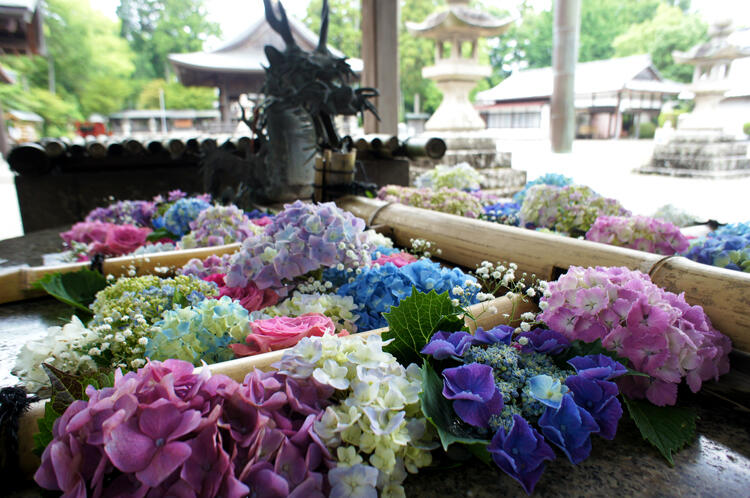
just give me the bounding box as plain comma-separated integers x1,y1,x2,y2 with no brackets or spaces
407,0,512,132
643,20,750,177
673,20,750,133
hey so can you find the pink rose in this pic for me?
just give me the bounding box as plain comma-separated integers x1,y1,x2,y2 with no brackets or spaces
371,251,418,268
101,225,151,256
230,313,345,357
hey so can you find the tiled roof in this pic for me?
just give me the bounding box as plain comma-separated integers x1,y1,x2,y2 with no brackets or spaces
475,54,683,103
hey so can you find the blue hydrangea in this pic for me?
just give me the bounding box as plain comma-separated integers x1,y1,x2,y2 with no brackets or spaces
337,260,478,330
146,296,251,365
683,232,750,272
512,173,574,204
481,202,521,226
162,197,212,236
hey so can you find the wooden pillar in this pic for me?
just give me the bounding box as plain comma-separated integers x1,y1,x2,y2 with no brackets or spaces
550,0,580,152
361,0,399,135
0,102,8,157
219,83,231,129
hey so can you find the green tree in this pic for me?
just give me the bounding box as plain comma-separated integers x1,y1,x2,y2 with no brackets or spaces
137,79,215,110
0,84,82,136
613,4,707,82
491,0,664,77
117,0,220,80
0,0,136,128
305,0,362,58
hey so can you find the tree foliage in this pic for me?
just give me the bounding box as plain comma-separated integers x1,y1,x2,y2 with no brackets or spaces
0,0,134,131
304,0,362,59
613,4,707,82
492,0,667,78
138,79,215,110
117,0,220,80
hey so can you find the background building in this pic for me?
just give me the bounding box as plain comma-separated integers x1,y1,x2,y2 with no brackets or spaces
475,54,684,140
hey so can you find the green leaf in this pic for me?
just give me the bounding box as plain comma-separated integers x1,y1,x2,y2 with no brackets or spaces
42,363,83,413
146,227,179,242
33,366,116,456
420,362,490,453
34,268,107,314
32,402,60,457
383,287,460,365
622,395,696,466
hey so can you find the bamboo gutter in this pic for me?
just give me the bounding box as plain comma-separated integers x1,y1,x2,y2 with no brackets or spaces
336,196,750,353
17,295,531,478
0,243,241,305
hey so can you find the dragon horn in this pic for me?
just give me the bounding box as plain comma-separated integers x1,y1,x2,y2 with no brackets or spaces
317,0,329,53
263,0,296,48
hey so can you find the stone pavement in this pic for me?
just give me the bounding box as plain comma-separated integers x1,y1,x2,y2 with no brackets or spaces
504,139,750,223
1,139,749,242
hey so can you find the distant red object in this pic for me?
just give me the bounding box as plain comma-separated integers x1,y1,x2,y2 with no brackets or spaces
75,121,110,137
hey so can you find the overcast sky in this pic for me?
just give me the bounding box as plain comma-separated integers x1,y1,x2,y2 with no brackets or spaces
95,0,750,51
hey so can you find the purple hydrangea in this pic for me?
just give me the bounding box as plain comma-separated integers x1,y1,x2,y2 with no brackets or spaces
567,354,627,380
474,325,514,346
225,201,371,293
442,363,504,428
564,375,622,440
85,200,156,227
35,360,334,496
421,331,476,360
487,415,556,494
518,328,570,355
538,394,600,464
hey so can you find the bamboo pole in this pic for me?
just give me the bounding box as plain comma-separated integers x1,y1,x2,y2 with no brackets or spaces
17,294,531,478
335,196,750,352
0,243,241,305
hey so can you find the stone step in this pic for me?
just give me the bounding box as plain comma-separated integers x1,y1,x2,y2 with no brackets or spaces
479,168,527,190
653,142,748,156
649,156,750,171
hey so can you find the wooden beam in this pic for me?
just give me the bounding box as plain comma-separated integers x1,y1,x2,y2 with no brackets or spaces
361,0,399,135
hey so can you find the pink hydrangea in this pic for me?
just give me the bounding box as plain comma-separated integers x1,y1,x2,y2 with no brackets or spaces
231,313,345,357
585,215,689,255
35,359,334,496
371,251,418,268
538,266,731,406
61,221,120,247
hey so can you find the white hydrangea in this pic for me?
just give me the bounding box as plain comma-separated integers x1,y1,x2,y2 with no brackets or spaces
12,316,99,392
264,291,360,332
276,334,437,495
363,229,394,249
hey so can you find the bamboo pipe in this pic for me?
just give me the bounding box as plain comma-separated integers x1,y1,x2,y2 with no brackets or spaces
0,243,241,305
17,294,531,478
336,196,750,353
